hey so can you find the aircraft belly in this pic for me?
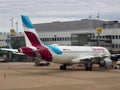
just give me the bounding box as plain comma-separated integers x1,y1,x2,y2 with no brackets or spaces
52,54,73,64
52,52,79,64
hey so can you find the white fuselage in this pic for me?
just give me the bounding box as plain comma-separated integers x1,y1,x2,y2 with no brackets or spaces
49,46,110,64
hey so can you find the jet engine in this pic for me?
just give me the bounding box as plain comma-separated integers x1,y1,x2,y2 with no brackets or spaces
99,58,112,68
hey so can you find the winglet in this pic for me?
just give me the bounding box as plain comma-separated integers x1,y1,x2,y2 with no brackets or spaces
21,15,34,29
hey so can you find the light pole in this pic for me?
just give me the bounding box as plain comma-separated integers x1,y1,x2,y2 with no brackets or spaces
10,17,14,29
96,13,100,46
16,21,18,34
10,17,15,35
89,15,92,43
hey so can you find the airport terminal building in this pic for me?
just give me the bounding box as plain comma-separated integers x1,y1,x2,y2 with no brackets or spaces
0,32,8,47
34,19,120,53
0,19,120,54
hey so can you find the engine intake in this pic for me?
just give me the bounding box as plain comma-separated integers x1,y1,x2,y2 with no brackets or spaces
99,58,112,68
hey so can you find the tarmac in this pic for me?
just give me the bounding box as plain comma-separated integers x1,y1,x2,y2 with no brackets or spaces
0,62,120,90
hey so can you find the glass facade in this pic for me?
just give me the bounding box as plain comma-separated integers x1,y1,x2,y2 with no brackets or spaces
71,33,90,46
7,36,31,62
9,36,25,49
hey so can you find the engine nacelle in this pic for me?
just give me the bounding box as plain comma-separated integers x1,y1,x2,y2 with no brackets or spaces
99,58,112,68
18,47,36,57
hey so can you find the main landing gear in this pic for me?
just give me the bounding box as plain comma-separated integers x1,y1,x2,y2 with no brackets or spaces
60,60,93,71
60,64,67,70
34,60,50,67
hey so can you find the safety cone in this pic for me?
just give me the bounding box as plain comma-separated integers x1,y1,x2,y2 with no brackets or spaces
9,66,11,70
4,73,7,78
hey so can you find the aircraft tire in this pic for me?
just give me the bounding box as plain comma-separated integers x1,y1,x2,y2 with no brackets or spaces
88,66,92,71
85,60,93,71
60,64,67,70
85,66,89,71
85,66,92,71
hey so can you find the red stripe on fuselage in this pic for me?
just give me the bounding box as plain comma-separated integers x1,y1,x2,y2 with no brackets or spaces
25,31,41,46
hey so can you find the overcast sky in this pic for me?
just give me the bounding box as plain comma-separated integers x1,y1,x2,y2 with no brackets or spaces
0,0,120,32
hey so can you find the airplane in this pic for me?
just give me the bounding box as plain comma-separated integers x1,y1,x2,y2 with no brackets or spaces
1,15,112,71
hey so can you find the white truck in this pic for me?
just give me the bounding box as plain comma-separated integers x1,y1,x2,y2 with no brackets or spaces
114,60,120,69
0,57,5,62
0,55,7,62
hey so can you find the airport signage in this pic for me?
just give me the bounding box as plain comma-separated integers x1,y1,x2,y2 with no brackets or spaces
96,27,102,34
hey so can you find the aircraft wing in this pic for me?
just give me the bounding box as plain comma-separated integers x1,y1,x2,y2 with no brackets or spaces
71,55,106,63
0,48,18,52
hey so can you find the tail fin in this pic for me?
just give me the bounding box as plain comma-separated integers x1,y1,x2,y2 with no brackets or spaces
21,15,42,46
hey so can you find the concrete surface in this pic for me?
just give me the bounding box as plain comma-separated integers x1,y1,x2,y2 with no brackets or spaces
0,62,120,90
